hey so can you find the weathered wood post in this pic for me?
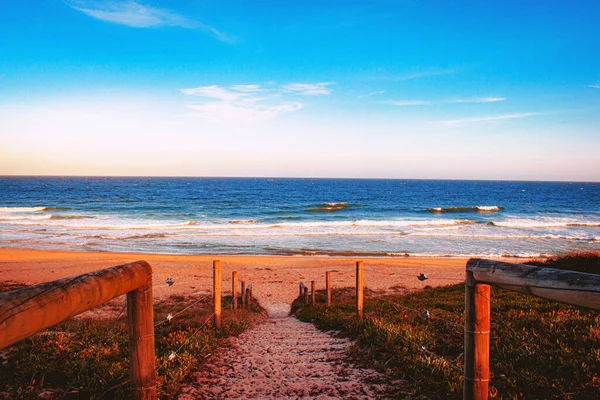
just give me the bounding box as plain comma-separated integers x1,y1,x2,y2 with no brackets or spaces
464,270,491,400
241,281,246,309
245,283,252,310
232,271,238,310
356,261,364,319
213,260,221,329
127,281,157,400
303,286,309,306
326,271,332,307
311,281,316,306
299,283,303,297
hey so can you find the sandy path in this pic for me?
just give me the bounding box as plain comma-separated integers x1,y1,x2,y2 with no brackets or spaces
179,316,397,399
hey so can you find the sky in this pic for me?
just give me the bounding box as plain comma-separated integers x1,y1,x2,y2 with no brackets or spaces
0,0,599,181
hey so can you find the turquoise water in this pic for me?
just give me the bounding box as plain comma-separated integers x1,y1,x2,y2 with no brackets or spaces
1,177,599,257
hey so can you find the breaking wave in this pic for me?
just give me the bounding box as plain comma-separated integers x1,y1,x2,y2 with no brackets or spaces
306,202,358,212
0,206,48,213
428,206,503,213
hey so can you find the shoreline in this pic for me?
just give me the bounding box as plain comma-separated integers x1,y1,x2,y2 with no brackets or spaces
0,247,497,314
0,245,535,260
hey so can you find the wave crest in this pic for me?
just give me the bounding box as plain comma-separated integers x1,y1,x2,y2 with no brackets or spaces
0,206,48,213
306,202,355,212
428,206,503,213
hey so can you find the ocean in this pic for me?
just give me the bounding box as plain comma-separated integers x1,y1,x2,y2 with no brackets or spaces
0,177,599,258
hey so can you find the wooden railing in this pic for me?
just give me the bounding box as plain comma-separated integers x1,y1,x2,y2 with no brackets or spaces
0,261,156,400
463,259,600,400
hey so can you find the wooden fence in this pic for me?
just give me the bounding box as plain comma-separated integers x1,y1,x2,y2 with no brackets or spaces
0,259,253,400
0,261,156,400
464,258,600,400
299,271,335,309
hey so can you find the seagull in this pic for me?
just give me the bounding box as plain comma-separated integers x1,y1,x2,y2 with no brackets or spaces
421,310,431,319
417,273,428,281
166,277,174,286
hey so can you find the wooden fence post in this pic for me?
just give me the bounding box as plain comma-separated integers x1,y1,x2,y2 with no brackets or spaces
303,286,309,306
232,271,238,311
213,260,221,329
310,281,316,306
356,261,364,319
127,282,157,400
245,284,252,309
326,271,331,307
464,271,491,400
299,283,303,297
241,281,246,309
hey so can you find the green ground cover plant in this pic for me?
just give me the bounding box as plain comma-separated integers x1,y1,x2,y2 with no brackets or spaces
294,254,599,399
0,285,265,399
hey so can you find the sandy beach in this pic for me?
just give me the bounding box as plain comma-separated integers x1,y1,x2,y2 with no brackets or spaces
0,248,471,315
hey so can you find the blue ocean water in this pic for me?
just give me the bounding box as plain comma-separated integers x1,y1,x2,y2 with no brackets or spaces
1,177,599,257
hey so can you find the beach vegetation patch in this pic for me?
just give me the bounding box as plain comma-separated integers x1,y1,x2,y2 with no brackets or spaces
294,254,599,399
0,290,265,399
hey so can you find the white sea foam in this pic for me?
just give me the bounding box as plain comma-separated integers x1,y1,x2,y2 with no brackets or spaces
0,206,47,213
476,206,501,211
0,217,464,230
3,214,600,233
492,218,599,228
0,214,52,221
428,205,503,213
2,208,600,259
408,231,596,241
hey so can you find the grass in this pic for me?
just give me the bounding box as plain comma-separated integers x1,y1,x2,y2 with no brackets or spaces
0,285,266,399
294,254,600,399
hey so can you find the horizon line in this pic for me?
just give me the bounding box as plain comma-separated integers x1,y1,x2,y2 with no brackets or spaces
1,174,598,184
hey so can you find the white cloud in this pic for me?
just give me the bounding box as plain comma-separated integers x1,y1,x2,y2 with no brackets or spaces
382,100,430,106
230,84,264,93
451,97,507,103
186,102,301,123
358,90,385,99
379,96,506,106
67,1,232,42
588,84,600,89
181,83,313,122
181,85,247,102
370,68,457,82
440,112,540,126
282,82,335,96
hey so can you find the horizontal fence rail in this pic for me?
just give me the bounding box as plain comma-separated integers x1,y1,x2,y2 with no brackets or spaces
464,258,600,400
467,258,600,310
0,261,156,400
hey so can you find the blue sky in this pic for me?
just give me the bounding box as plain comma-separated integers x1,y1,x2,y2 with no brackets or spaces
1,0,599,180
